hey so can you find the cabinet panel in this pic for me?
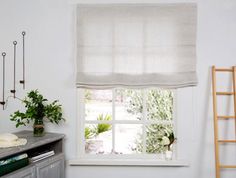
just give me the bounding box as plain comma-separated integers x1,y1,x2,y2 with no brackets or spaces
3,166,35,178
35,154,64,178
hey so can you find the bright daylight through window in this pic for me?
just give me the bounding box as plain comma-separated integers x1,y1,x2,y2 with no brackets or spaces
79,88,175,158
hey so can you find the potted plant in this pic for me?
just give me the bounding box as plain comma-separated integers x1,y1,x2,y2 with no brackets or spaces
10,90,65,137
161,131,176,160
85,114,112,154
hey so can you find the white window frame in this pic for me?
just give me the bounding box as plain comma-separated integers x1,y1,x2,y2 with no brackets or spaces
69,88,189,166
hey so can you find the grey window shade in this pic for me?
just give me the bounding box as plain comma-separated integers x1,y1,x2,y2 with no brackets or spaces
76,4,197,89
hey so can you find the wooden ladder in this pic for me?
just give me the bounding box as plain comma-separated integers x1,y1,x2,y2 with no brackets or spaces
212,66,236,178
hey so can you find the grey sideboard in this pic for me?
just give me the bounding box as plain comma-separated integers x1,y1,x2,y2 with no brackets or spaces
0,130,65,178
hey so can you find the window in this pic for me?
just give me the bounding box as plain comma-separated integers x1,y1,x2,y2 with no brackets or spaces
77,88,175,159
74,4,197,166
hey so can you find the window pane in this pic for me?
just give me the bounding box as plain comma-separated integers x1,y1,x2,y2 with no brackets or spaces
146,89,173,121
85,89,112,120
85,124,112,154
115,124,143,154
146,124,174,154
115,89,143,120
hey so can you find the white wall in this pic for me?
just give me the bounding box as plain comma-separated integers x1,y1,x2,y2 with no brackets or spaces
0,0,236,178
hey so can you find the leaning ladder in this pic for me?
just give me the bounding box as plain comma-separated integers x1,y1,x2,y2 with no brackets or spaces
212,66,236,178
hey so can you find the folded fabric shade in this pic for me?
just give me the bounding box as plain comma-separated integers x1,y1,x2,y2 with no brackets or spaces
76,5,197,89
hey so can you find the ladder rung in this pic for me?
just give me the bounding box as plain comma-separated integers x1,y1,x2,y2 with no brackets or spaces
215,68,233,72
218,115,236,119
220,165,236,168
218,140,236,143
216,92,234,95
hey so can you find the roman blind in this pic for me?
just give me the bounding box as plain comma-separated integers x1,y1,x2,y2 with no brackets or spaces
76,4,197,89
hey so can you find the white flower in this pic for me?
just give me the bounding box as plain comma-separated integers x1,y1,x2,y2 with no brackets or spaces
161,136,170,146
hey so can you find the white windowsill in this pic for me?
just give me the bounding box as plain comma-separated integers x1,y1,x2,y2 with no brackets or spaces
69,0,197,4
69,159,189,167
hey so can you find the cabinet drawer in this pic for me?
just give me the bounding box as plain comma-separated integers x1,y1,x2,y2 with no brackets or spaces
35,153,65,178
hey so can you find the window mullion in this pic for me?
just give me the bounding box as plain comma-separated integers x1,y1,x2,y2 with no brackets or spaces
112,89,116,154
78,89,86,156
142,89,147,154
173,90,178,160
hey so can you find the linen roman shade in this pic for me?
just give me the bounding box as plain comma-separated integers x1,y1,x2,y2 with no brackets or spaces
76,4,197,89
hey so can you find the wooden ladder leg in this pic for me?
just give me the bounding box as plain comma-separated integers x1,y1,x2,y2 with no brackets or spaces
232,66,236,138
212,66,220,178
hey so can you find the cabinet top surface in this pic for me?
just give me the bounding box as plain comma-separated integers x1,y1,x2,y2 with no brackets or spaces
0,130,65,159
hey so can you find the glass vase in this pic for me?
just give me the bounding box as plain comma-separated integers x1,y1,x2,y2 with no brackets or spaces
165,150,173,161
33,119,45,137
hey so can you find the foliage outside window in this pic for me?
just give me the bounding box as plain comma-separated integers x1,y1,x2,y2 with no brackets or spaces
80,88,175,156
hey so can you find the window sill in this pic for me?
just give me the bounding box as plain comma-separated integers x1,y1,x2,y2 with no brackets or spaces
68,159,189,167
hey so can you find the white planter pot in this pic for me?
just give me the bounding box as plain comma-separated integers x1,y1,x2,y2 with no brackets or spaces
85,139,103,154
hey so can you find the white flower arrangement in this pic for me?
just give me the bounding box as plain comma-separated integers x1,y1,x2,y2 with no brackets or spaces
160,132,176,151
161,136,170,146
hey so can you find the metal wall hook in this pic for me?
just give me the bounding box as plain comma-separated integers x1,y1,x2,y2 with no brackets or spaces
0,31,27,110
10,41,17,98
19,31,26,89
0,52,6,109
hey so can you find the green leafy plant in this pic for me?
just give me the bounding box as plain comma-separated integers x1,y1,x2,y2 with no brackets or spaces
135,124,175,153
85,114,112,139
85,127,95,139
10,90,65,128
123,89,174,153
96,114,112,135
